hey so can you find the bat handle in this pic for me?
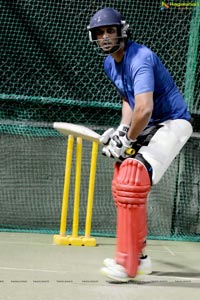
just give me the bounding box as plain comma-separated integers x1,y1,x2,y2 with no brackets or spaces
125,148,136,155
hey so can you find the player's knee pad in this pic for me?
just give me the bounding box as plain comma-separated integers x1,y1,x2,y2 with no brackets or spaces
116,158,151,204
112,162,121,206
115,158,151,277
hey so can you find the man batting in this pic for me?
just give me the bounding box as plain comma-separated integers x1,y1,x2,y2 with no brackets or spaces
87,7,193,282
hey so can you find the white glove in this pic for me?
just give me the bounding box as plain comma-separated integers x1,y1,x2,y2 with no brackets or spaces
115,124,130,137
101,124,130,158
99,128,115,145
107,133,136,159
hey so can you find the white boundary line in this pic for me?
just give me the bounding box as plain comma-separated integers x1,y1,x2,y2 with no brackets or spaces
0,266,200,284
0,266,71,274
138,274,200,283
163,246,176,256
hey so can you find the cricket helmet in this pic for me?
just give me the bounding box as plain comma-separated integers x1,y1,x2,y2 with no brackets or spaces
87,8,129,54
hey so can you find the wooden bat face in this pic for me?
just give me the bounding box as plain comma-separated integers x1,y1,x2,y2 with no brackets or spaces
53,122,100,142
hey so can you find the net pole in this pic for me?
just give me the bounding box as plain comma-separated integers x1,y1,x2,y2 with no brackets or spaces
184,1,200,112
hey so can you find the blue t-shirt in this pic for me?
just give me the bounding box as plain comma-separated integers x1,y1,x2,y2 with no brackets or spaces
104,41,191,124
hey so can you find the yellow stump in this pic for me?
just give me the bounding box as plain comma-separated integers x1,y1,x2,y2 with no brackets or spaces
82,141,99,246
54,136,98,247
53,135,74,245
70,137,83,244
59,135,74,236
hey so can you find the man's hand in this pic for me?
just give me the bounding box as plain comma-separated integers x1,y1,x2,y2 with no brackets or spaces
100,124,130,145
99,128,115,145
108,133,137,159
100,125,130,158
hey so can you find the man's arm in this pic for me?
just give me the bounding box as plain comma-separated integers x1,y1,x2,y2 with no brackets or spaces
101,92,153,159
120,98,133,126
127,92,153,140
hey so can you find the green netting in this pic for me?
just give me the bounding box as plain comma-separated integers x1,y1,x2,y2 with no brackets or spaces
0,125,199,241
0,1,199,241
0,0,199,123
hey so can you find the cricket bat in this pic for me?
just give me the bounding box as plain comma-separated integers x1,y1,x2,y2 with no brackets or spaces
53,122,135,155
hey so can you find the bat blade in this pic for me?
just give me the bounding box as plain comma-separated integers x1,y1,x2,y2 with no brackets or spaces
53,122,135,157
53,122,100,142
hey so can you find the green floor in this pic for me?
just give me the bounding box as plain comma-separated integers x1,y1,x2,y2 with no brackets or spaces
0,232,200,300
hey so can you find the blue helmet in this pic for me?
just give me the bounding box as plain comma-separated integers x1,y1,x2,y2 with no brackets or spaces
87,8,129,43
88,8,124,31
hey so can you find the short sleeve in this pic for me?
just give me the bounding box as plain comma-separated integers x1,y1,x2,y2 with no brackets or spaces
133,59,155,96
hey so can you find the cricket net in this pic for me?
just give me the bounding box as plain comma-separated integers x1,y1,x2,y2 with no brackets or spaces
0,0,199,241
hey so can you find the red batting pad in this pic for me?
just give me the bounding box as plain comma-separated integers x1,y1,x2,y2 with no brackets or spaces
115,158,151,277
112,162,121,207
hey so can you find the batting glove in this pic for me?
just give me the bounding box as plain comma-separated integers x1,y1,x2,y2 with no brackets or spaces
108,133,137,159
99,128,115,145
115,124,130,137
101,124,130,158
